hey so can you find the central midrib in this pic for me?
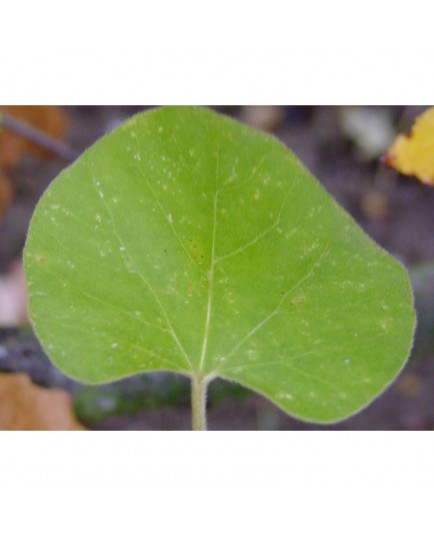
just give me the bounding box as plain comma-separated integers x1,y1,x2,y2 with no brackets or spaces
198,187,219,372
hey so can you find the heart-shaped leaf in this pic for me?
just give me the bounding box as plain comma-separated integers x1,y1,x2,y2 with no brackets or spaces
24,106,415,426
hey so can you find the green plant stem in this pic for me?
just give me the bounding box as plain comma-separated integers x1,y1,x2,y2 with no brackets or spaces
191,375,208,431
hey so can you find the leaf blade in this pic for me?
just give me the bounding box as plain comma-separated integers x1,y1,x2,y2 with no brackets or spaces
24,106,416,423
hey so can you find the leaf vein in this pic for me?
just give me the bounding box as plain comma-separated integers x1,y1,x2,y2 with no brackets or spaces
91,175,194,371
198,153,219,370
222,247,330,361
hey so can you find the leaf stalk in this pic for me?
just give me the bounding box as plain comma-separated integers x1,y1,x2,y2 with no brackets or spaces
191,374,208,431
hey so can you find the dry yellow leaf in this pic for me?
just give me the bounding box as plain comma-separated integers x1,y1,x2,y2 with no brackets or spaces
0,372,86,430
384,107,434,186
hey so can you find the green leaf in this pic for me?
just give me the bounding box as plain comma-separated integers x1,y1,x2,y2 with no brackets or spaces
24,106,416,424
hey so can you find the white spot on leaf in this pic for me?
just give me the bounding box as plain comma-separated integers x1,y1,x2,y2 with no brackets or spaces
277,393,294,400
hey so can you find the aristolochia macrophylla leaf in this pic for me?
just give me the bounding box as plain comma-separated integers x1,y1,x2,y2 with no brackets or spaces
385,107,434,186
24,106,415,424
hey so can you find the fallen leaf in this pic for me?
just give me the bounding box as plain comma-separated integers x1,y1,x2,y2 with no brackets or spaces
384,107,434,186
0,105,68,169
0,372,85,430
0,171,12,217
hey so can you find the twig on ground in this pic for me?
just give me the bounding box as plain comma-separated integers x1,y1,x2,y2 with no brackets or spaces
0,112,79,162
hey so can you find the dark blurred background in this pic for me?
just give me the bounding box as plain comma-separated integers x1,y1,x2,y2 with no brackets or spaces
1,105,433,430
